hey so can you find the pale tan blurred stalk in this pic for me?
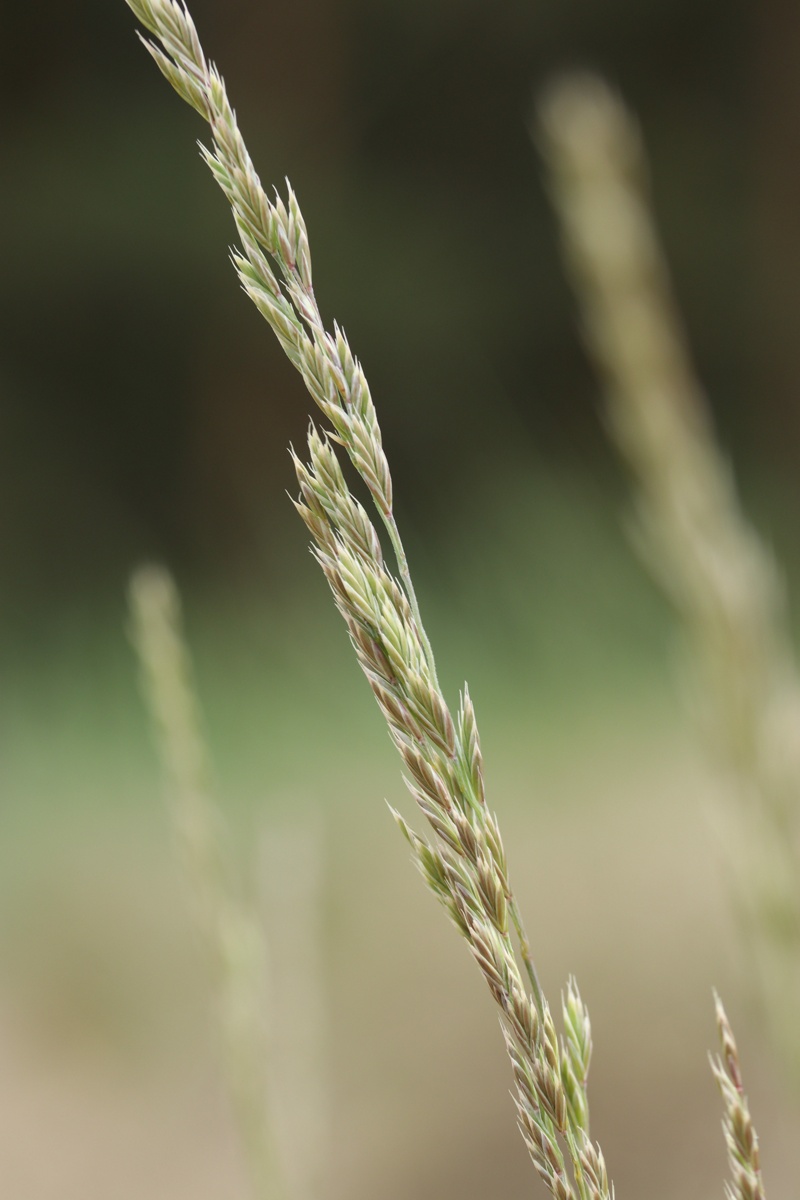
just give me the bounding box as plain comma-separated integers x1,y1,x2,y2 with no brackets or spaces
129,565,282,1200
539,75,800,1079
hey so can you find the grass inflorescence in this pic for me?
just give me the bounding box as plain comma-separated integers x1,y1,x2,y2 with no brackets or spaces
124,5,773,1196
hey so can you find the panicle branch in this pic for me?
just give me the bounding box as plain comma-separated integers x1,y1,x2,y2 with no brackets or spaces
123,0,446,681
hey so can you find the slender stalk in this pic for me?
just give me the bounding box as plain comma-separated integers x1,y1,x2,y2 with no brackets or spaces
381,510,441,691
509,895,545,1020
129,564,281,1200
539,71,800,1083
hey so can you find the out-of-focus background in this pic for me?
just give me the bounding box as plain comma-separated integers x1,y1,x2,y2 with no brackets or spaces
1,0,799,1196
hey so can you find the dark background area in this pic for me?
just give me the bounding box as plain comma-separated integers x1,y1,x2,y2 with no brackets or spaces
2,0,778,621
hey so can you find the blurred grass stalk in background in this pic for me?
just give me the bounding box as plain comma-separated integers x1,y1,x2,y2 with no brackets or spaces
539,74,800,1084
122,1,773,1196
130,565,326,1200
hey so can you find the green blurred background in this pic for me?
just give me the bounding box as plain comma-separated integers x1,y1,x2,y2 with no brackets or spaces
1,0,799,1196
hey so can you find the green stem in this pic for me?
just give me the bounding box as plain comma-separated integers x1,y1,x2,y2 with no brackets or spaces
564,1127,592,1200
509,896,545,1022
382,510,441,693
